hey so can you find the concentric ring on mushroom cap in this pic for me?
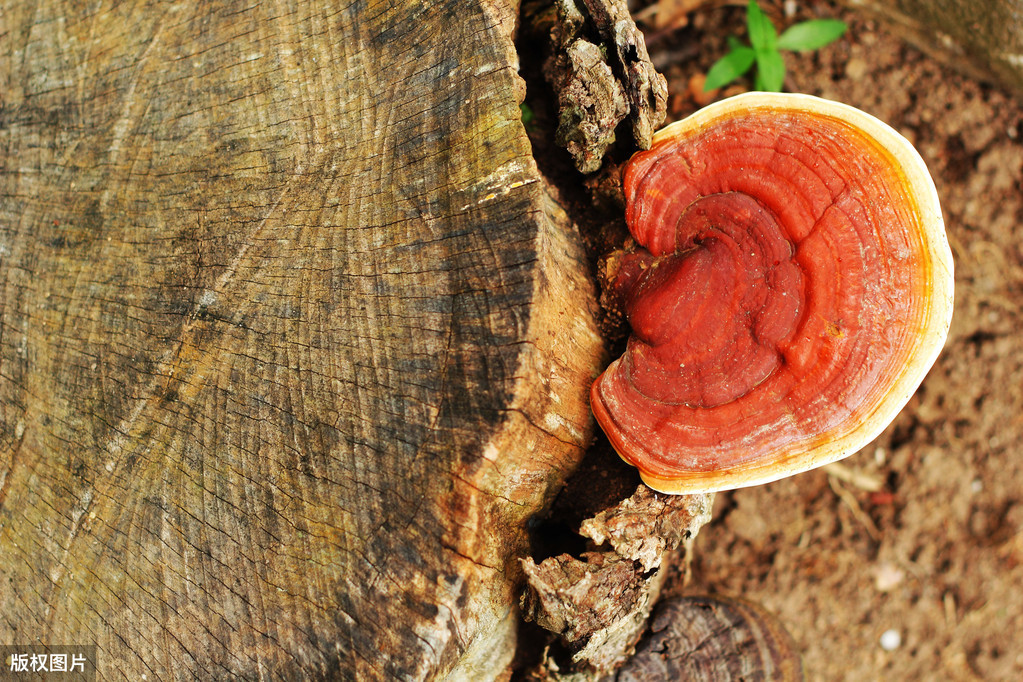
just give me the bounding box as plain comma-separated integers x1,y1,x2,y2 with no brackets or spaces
591,92,954,495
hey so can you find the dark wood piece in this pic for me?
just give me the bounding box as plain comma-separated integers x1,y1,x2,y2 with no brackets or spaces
613,596,804,682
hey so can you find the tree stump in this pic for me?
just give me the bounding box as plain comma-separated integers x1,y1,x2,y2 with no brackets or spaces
0,1,605,678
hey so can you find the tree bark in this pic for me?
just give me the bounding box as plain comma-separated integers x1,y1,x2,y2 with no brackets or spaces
520,487,712,678
0,1,605,679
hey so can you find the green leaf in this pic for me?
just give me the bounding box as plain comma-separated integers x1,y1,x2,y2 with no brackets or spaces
746,0,777,51
520,103,534,125
754,49,785,92
704,46,756,91
777,19,847,52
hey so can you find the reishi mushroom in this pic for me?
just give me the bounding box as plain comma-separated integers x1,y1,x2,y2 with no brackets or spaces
591,92,954,495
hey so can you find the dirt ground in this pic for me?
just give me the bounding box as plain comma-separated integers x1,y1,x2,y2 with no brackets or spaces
634,1,1023,680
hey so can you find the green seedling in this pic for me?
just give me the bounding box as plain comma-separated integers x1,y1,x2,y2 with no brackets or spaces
704,0,847,92
520,102,539,132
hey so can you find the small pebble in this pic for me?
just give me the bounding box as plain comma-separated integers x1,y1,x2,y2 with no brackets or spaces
845,57,869,80
880,629,902,651
872,563,905,592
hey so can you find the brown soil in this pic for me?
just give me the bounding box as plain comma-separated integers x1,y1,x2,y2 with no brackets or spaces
640,2,1023,680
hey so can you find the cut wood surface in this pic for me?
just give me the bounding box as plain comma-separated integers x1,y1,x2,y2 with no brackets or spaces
0,1,605,679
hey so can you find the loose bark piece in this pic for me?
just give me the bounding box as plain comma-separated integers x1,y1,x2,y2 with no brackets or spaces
522,551,665,678
579,486,709,572
537,0,667,172
549,32,631,174
521,488,712,677
578,0,668,148
0,1,604,679
521,552,649,645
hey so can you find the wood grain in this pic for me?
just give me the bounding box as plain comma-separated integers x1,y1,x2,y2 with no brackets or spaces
0,1,604,678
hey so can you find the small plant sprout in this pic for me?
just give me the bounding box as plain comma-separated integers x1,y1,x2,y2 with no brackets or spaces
520,102,538,132
704,0,847,93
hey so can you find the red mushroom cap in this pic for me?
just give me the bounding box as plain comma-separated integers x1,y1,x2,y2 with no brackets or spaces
592,93,954,494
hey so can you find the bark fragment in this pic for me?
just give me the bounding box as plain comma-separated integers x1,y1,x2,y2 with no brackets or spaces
536,0,667,173
520,486,713,678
